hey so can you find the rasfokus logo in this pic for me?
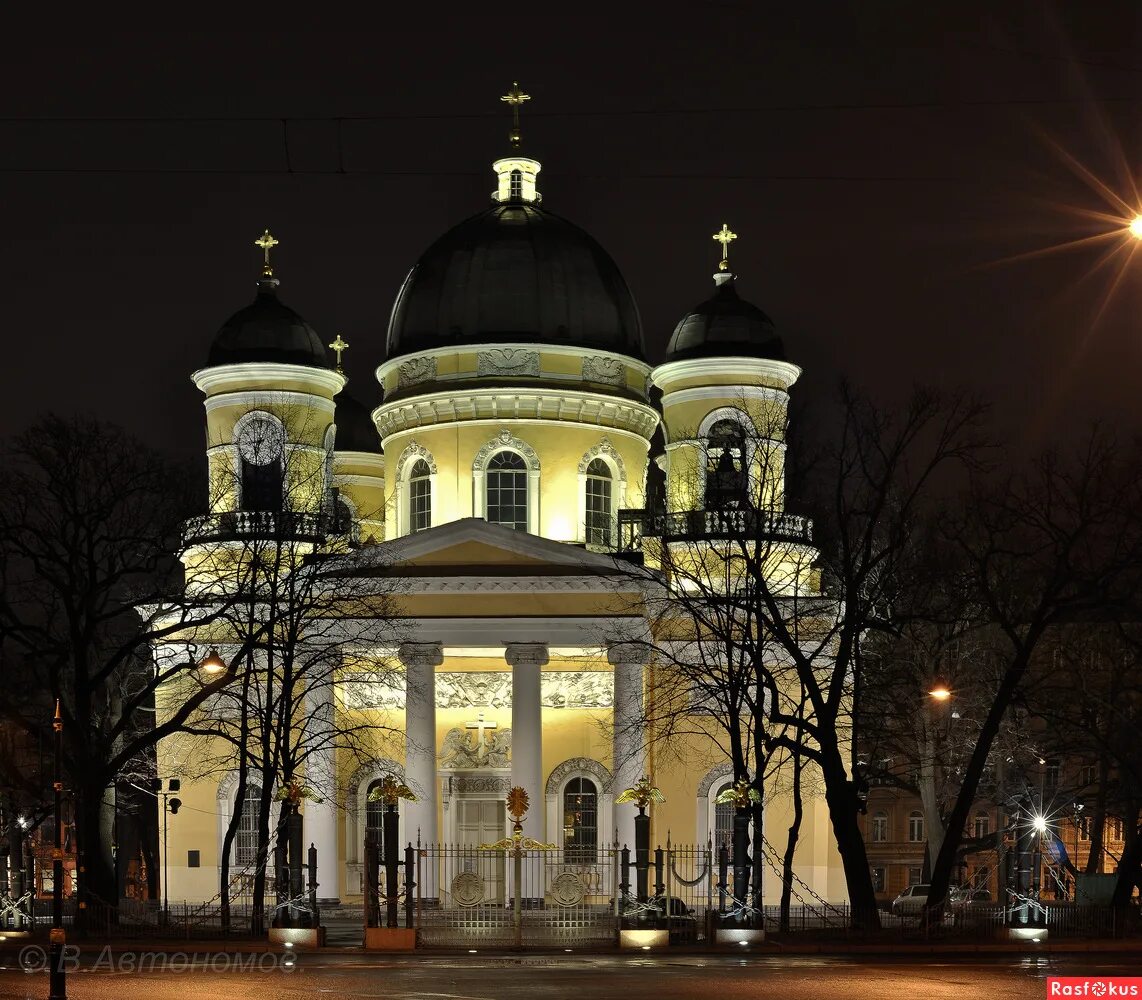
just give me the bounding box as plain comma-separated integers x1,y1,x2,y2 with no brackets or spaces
1048,979,1142,997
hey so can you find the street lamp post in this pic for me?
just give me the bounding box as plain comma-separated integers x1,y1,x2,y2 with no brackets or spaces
151,779,181,925
49,699,66,1000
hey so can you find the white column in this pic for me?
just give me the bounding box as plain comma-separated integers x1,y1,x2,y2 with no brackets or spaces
401,642,443,849
609,646,648,852
506,642,548,843
304,670,340,903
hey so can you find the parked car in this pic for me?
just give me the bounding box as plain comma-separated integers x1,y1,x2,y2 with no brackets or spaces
891,884,931,916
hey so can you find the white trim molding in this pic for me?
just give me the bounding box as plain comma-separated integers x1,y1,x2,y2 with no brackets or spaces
472,430,540,533
651,356,801,391
192,363,346,397
393,440,437,537
544,757,614,855
696,764,735,847
576,437,627,545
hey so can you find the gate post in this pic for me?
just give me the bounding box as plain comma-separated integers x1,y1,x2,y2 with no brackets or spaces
513,848,523,949
403,844,415,929
383,805,400,928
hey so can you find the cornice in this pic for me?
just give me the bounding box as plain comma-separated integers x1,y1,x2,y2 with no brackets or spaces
192,363,346,397
372,388,660,440
651,356,801,390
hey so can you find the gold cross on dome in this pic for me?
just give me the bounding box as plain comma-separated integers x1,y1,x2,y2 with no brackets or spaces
713,223,738,271
255,229,279,275
500,81,530,148
329,334,349,372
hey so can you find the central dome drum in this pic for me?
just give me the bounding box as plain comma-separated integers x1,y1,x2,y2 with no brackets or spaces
386,202,645,361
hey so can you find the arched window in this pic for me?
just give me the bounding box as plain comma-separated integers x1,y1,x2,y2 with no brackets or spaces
562,777,598,864
365,779,385,852
972,812,990,840
713,782,735,854
871,811,889,843
908,810,925,843
408,459,432,533
486,451,528,531
705,419,746,508
235,783,263,866
238,417,284,512
584,458,613,546
510,169,523,199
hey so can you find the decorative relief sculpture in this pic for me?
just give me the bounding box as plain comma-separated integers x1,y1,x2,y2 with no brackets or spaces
397,356,437,387
451,871,485,907
397,439,437,475
437,673,512,709
472,429,540,472
451,775,512,794
577,437,627,484
340,679,403,710
440,717,513,769
477,348,540,377
581,355,625,386
338,672,614,710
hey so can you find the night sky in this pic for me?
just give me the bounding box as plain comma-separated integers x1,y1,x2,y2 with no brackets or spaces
3,4,1141,462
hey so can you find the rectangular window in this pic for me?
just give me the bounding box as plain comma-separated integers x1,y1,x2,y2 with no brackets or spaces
409,476,431,533
871,813,889,843
585,474,613,546
871,866,886,892
1044,759,1060,790
908,865,922,886
1080,764,1096,787
187,850,200,868
908,813,925,843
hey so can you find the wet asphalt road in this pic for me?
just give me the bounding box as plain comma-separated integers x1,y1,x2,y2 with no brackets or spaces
1,951,1141,1000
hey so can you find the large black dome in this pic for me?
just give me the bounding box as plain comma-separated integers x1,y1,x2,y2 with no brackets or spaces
335,391,381,453
210,277,330,368
386,203,645,361
665,276,784,363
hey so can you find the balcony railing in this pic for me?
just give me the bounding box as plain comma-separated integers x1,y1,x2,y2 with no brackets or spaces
181,510,359,547
616,507,814,553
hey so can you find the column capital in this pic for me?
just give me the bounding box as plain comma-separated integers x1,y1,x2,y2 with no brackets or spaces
505,642,549,668
607,643,652,667
398,641,444,669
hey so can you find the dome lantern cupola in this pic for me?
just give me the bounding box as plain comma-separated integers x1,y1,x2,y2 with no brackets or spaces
208,230,331,369
663,223,784,363
492,82,541,204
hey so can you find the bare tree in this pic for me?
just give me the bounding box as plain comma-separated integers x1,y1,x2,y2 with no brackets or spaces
924,431,1142,914
162,404,404,931
0,415,249,914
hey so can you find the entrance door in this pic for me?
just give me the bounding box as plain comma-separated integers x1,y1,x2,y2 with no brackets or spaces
456,798,506,905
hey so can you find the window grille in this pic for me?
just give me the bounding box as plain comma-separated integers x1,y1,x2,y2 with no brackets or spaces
584,458,613,546
486,451,528,531
409,459,432,533
562,777,598,864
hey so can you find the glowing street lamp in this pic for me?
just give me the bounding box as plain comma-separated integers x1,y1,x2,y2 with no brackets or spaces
928,681,952,701
1032,814,1048,835
1128,215,1142,240
199,648,226,675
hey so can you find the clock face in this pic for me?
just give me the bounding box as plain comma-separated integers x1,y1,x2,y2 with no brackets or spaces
238,417,284,466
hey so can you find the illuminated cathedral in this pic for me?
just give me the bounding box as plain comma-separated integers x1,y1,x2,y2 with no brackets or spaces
157,84,845,910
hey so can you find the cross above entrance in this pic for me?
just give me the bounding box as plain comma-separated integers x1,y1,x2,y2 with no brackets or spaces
465,712,497,757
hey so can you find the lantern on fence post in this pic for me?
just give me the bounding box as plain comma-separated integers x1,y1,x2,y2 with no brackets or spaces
716,779,762,926
616,777,665,909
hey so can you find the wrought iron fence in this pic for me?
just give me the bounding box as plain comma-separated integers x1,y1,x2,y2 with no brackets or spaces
414,843,618,949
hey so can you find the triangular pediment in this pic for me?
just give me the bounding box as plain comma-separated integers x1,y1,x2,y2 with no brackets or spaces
330,518,631,577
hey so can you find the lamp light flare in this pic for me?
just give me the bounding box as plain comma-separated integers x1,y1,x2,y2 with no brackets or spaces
1128,215,1142,240
1033,815,1048,834
200,648,226,674
928,685,951,701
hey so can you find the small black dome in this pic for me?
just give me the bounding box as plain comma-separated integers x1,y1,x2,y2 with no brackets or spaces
209,277,330,368
387,202,645,361
665,276,784,363
335,392,381,453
